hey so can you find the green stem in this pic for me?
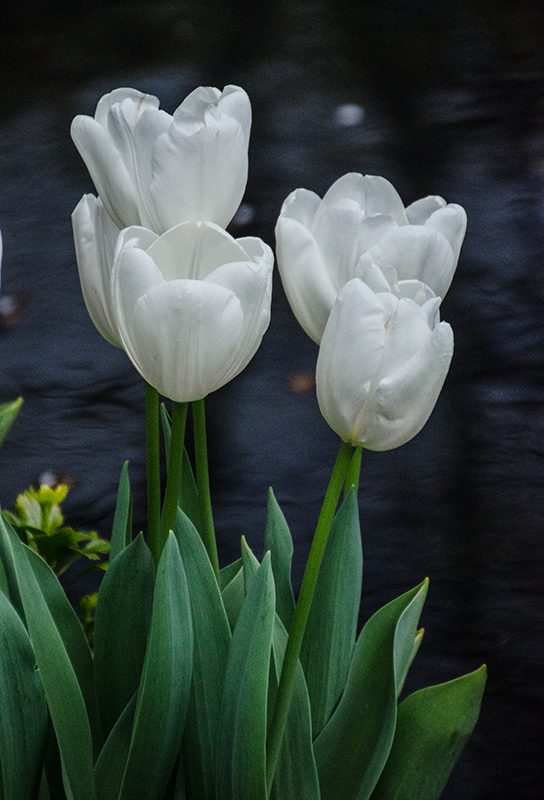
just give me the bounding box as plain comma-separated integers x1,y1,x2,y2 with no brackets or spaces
160,401,188,549
344,446,363,495
192,399,220,576
145,383,161,563
266,439,355,792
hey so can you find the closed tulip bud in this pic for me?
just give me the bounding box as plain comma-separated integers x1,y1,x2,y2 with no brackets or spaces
71,85,251,233
276,172,466,343
110,221,273,402
316,278,454,451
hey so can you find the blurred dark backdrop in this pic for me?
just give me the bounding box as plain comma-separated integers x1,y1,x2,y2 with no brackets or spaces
1,1,543,797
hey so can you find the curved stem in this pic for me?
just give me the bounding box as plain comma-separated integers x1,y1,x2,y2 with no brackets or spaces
266,439,355,792
145,383,161,563
192,399,220,576
160,401,188,550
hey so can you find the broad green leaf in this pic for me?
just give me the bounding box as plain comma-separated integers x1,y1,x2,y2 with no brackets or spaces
0,397,23,447
119,533,193,800
397,627,425,697
372,666,487,800
241,535,261,590
300,491,362,737
221,566,245,629
94,534,154,737
110,461,132,562
0,515,24,617
264,489,295,629
26,547,102,754
219,557,242,590
94,695,136,800
215,553,275,800
0,591,47,800
315,580,428,800
0,516,96,800
174,511,231,799
160,403,202,533
269,615,321,800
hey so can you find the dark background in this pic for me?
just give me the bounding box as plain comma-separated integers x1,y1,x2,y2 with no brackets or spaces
0,1,543,797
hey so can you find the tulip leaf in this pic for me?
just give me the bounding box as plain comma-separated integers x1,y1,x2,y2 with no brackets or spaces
160,403,202,533
93,534,154,737
94,694,136,800
219,557,242,590
371,666,487,800
269,615,321,800
300,491,362,737
173,510,231,799
119,533,193,800
25,546,102,754
315,579,428,800
109,461,132,562
264,489,295,629
221,565,245,629
215,553,275,800
0,396,23,447
0,516,96,800
0,590,48,800
241,535,261,589
0,515,24,617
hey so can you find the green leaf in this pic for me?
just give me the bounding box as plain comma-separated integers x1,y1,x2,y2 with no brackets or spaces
160,403,202,533
221,565,245,630
269,615,321,800
219,557,242,591
300,491,362,737
110,461,132,562
264,489,295,629
0,397,23,447
25,547,103,754
215,553,275,800
94,695,136,800
372,666,487,800
0,591,47,800
93,534,154,737
241,535,261,589
315,579,429,800
0,516,96,800
173,511,231,799
119,533,193,800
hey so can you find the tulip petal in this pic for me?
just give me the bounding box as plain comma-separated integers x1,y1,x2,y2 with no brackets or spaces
357,225,455,299
94,88,160,127
147,222,248,281
150,114,248,229
276,216,337,343
378,298,432,378
71,116,141,229
217,85,252,147
316,279,386,443
320,173,408,225
405,195,446,224
175,86,221,118
72,195,121,346
279,188,321,227
364,322,454,451
425,204,467,264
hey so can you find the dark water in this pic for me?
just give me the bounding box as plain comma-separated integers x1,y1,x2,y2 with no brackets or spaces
1,2,543,797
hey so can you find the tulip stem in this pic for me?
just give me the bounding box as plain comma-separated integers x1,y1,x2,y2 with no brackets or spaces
145,383,162,563
192,399,220,576
344,446,363,495
266,439,355,793
160,401,188,549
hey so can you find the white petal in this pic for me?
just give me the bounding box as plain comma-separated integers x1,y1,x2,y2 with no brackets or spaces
175,86,221,117
147,221,248,281
378,298,432,378
113,225,158,261
425,204,467,264
95,88,160,127
316,279,386,442
217,85,252,147
405,195,446,224
150,114,247,229
279,188,321,227
71,195,121,346
357,225,455,299
364,321,454,450
320,173,408,225
71,115,141,228
275,216,337,344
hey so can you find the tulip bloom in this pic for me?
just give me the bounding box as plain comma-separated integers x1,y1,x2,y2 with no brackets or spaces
276,173,466,343
316,278,453,450
71,85,251,233
110,221,273,402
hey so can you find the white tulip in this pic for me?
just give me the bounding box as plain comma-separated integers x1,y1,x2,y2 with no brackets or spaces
276,173,466,343
110,221,273,402
71,85,251,233
316,278,454,451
